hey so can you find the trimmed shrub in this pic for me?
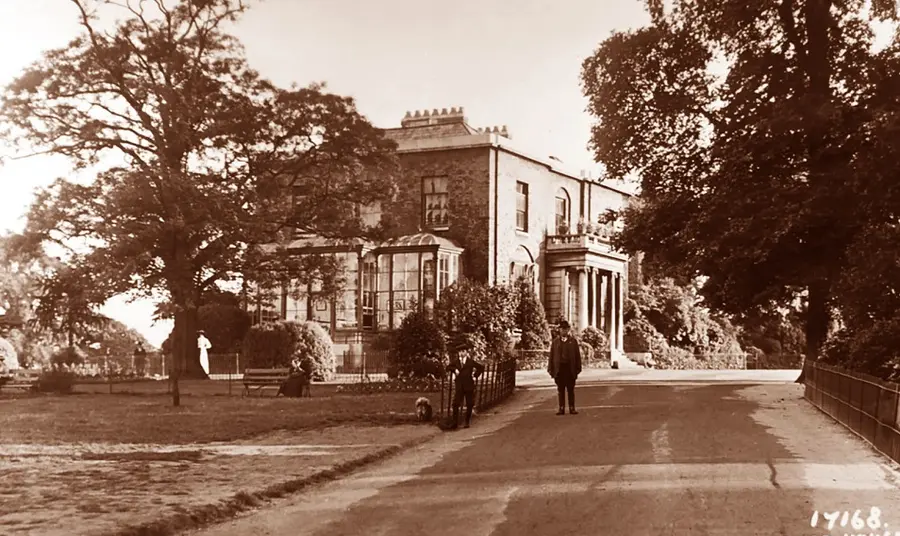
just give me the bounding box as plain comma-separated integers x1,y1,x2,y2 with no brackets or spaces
434,279,518,355
514,279,551,350
371,332,396,352
449,331,489,360
625,316,668,357
579,326,609,356
292,321,336,381
36,367,76,394
515,349,548,371
391,310,447,378
241,320,336,380
241,321,295,369
579,342,594,365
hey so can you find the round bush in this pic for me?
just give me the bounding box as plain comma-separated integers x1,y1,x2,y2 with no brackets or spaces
241,320,335,381
291,321,336,381
579,342,594,364
37,367,76,394
392,310,447,378
579,326,610,355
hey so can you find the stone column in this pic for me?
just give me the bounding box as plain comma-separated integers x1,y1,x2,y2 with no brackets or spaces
356,251,364,329
560,269,569,323
617,272,625,351
592,270,601,328
606,272,616,358
586,268,594,327
577,269,589,330
599,273,608,331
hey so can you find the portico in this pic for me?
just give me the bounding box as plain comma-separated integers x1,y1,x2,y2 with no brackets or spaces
543,232,628,361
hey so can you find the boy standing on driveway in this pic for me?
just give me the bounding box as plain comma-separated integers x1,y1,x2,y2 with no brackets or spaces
447,334,486,429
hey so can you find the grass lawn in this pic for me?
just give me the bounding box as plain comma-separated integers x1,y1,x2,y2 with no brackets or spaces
0,380,428,444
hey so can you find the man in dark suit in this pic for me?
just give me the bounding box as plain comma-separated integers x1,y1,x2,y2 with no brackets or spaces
447,334,486,429
548,320,582,415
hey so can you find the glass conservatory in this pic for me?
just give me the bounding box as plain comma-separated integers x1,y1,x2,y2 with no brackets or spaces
272,233,463,334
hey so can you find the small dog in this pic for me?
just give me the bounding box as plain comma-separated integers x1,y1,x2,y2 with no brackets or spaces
415,396,433,422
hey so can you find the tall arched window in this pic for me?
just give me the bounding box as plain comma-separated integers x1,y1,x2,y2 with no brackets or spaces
510,245,535,285
554,188,570,234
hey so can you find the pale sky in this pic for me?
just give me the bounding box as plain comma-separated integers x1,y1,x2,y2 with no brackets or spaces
0,0,651,346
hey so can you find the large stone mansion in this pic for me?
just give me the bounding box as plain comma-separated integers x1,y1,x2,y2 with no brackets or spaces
254,107,635,362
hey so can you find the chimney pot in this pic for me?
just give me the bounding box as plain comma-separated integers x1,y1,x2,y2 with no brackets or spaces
432,108,440,116
404,111,412,118
441,107,448,115
414,110,421,118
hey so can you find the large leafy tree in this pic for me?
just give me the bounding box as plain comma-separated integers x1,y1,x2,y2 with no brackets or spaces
0,233,69,366
582,0,899,364
30,261,111,350
1,0,399,404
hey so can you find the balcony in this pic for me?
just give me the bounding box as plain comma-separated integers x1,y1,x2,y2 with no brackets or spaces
544,232,626,272
545,232,614,253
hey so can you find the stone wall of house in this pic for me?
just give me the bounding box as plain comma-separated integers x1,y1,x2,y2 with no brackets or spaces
491,150,586,302
389,147,492,282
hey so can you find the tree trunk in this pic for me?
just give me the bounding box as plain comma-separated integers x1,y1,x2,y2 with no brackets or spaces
797,278,831,383
174,306,207,380
166,236,208,407
796,0,833,385
805,279,831,359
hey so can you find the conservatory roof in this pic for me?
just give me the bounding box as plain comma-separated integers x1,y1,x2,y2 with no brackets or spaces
378,232,463,251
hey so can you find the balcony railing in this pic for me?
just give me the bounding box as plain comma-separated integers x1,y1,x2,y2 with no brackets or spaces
545,232,614,252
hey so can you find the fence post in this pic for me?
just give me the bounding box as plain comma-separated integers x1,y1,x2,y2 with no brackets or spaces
477,364,487,411
492,362,498,406
484,362,491,408
483,362,491,409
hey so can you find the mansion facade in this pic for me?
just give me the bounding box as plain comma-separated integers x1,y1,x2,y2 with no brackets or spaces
257,107,634,362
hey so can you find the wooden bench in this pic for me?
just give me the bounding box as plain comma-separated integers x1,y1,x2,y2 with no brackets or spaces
0,370,41,392
242,368,291,397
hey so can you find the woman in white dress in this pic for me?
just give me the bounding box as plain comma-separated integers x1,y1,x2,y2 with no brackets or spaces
197,330,212,376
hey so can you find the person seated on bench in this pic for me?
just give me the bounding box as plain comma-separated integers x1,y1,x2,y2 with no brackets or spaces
278,356,311,398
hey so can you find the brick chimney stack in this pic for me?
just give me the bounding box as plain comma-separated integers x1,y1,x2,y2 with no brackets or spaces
401,107,467,128
475,125,511,139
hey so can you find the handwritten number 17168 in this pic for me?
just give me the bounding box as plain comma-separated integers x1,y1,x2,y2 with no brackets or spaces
810,507,886,531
